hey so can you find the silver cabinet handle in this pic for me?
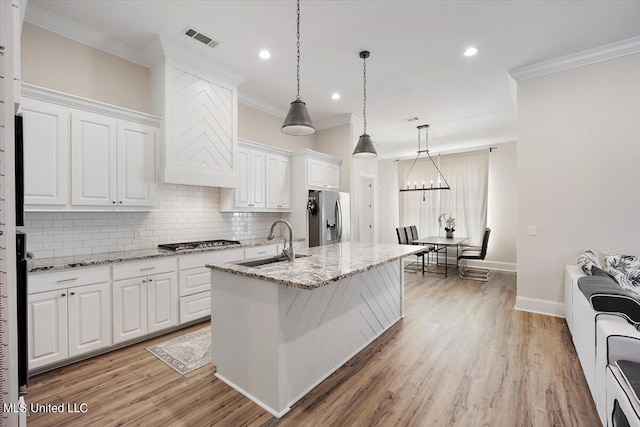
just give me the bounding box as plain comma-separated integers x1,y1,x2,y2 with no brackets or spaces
56,278,78,283
70,292,75,296
119,201,123,204
112,201,116,204
60,293,66,297
140,267,156,271
142,279,147,283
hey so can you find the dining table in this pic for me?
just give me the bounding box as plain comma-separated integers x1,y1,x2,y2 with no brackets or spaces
411,236,469,277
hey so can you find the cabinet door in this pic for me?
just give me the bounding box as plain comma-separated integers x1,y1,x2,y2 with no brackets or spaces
28,290,68,370
250,151,266,208
265,154,279,209
324,163,340,189
179,266,211,297
147,272,179,334
68,282,111,357
117,121,156,207
278,156,291,208
234,148,251,208
21,99,69,206
112,278,148,344
179,291,211,324
71,111,118,206
307,159,325,188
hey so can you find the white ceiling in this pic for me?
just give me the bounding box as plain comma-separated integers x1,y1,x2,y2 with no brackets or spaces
27,0,640,158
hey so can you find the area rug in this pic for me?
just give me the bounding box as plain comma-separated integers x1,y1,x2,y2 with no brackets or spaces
147,327,211,375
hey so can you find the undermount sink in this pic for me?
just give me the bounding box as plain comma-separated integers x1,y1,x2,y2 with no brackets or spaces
237,254,311,268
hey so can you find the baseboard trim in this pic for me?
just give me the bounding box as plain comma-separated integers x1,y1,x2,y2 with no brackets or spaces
515,296,564,318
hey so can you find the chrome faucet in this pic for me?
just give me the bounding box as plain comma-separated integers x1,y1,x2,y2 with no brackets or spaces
268,219,295,261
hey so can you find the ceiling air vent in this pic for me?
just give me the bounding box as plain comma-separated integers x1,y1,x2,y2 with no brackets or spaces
402,117,420,122
183,26,219,49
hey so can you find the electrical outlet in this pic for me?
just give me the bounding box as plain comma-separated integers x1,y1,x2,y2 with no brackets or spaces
528,225,537,236
133,229,142,240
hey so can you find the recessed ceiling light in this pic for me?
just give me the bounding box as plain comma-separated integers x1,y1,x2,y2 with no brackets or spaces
464,47,478,57
259,50,271,59
331,93,341,100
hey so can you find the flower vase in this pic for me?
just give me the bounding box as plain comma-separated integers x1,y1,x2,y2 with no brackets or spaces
446,230,454,238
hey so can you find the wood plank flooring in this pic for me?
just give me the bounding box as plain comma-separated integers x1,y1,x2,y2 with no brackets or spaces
25,271,600,426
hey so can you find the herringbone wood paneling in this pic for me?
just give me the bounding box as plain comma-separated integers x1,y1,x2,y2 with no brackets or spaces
170,69,233,171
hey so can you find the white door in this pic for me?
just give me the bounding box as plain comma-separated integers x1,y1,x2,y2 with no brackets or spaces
324,163,340,190
147,272,179,333
234,148,250,208
67,282,111,357
21,99,70,206
359,174,374,243
112,278,148,344
28,290,68,369
250,151,266,208
71,111,118,206
117,120,156,206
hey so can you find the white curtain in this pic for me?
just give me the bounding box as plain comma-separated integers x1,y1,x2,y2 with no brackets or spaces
398,150,488,246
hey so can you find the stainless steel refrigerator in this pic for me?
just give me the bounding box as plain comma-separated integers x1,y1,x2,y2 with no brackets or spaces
308,190,350,247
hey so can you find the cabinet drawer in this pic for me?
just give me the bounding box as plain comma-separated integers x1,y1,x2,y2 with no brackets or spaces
179,291,211,324
244,244,277,260
179,267,211,297
29,266,110,294
112,257,176,281
178,248,244,270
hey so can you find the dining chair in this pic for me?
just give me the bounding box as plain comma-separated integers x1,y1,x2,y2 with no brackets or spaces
457,228,491,281
396,226,425,273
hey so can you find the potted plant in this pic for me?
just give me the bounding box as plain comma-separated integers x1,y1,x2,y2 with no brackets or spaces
438,213,456,238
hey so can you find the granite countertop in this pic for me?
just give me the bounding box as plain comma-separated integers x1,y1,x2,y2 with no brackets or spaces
28,237,305,273
206,242,422,290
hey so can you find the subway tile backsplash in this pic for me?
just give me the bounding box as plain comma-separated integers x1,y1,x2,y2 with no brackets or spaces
20,184,282,259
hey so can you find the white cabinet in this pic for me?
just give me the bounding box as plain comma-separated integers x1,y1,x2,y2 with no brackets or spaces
72,113,157,207
234,147,265,209
28,290,68,370
221,140,291,212
308,158,340,190
179,291,211,324
117,120,156,207
154,57,238,188
28,267,111,369
112,259,178,344
21,83,161,211
266,154,291,209
67,282,111,358
71,111,118,206
21,99,69,206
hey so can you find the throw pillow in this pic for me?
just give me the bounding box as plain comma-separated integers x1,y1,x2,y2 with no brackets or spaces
604,253,640,295
591,266,619,284
577,250,602,275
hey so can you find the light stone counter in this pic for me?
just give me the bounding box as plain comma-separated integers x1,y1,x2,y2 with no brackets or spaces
28,237,304,272
206,242,422,289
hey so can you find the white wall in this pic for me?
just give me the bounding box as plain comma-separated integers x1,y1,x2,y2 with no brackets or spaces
377,159,400,244
238,103,316,151
315,123,352,192
486,142,517,269
517,53,640,312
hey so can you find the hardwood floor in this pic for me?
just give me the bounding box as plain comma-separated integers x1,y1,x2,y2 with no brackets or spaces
26,271,599,426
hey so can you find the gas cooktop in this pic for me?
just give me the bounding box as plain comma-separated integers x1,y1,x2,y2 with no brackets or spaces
158,239,241,252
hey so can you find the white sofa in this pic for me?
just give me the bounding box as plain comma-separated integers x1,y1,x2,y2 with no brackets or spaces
564,265,640,426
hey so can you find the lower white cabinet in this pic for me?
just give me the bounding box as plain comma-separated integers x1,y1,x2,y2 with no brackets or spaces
28,281,111,370
112,270,178,344
179,291,211,324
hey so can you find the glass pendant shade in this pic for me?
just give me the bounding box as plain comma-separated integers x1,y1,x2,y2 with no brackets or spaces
353,133,377,158
281,99,315,136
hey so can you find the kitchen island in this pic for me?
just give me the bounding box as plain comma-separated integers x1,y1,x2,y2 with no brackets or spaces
206,242,421,417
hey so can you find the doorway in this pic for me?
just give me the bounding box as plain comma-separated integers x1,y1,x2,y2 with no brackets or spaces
358,174,374,242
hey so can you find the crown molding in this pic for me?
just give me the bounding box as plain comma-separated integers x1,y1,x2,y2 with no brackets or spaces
21,83,162,126
509,35,640,81
238,93,288,119
24,4,148,67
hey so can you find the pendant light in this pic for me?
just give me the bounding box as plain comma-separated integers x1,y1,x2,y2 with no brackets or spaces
399,124,450,193
353,50,377,158
281,0,315,136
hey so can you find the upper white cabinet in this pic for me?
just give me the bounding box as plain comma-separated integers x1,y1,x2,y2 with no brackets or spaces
266,154,291,209
220,140,291,212
152,57,238,188
307,157,341,190
21,84,161,211
21,98,69,206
